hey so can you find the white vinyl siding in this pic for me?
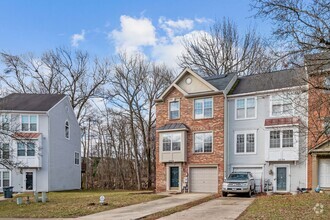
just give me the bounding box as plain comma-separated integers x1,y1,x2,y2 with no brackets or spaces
235,97,256,120
194,98,213,119
235,131,257,154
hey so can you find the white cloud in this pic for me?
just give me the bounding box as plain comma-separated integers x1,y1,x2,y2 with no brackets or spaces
195,17,213,24
159,17,195,38
71,30,85,47
110,15,156,54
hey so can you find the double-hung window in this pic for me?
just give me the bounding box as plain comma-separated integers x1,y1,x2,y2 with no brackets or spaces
235,97,256,119
74,152,80,165
21,115,37,131
17,141,36,156
162,133,181,151
235,131,256,154
270,130,293,148
0,114,10,131
271,95,294,117
194,98,213,119
169,101,180,119
0,171,10,188
0,143,10,159
194,132,213,153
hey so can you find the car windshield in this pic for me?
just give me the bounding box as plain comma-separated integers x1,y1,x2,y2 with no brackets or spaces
227,173,248,180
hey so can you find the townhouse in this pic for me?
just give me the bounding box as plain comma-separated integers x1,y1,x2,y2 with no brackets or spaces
0,93,81,192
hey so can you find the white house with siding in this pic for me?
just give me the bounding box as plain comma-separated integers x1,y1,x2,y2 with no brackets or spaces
0,93,81,192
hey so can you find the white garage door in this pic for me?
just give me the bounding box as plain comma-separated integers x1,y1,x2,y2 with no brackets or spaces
233,167,263,192
319,159,330,187
190,167,218,193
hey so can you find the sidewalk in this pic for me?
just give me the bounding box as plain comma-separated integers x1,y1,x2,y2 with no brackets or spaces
79,193,209,220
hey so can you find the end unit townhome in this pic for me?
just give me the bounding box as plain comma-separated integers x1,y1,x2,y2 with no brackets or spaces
0,93,81,192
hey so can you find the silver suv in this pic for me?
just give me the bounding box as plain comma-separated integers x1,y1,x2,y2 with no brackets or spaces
222,172,256,197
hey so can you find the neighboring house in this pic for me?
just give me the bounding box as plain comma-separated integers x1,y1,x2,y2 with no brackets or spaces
0,93,81,192
227,69,308,193
155,68,237,193
306,53,330,190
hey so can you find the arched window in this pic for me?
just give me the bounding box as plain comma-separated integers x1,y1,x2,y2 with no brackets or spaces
65,120,70,139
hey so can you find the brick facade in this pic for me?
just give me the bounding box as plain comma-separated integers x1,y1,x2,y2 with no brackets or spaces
307,73,330,188
156,88,225,193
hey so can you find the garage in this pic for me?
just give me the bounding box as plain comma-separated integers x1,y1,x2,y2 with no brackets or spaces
319,159,330,188
233,167,264,192
189,167,218,193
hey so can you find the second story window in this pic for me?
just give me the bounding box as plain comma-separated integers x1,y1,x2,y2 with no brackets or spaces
194,132,213,153
270,130,293,148
17,141,36,156
235,97,256,120
169,101,180,119
74,152,80,165
271,95,294,117
21,115,37,132
1,114,10,131
235,131,256,154
65,120,70,139
194,98,213,119
162,133,181,151
0,143,10,159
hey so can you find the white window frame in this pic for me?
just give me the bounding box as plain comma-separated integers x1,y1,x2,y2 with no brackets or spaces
17,141,37,157
161,132,182,152
269,129,294,149
0,143,10,159
0,114,11,131
0,170,11,188
270,95,295,117
193,97,213,119
168,100,180,120
65,120,70,140
20,114,38,132
234,130,257,154
74,152,80,165
193,131,213,153
235,97,257,120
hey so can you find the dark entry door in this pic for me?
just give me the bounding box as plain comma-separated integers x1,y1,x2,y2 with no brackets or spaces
26,172,33,190
276,167,287,191
170,167,179,188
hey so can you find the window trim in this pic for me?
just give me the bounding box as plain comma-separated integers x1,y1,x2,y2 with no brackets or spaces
234,130,257,155
269,95,295,117
235,97,257,120
168,99,180,120
0,170,11,188
17,141,37,157
20,114,38,132
269,129,294,149
161,132,182,152
0,143,10,159
193,97,214,119
193,131,214,153
65,120,70,140
0,114,11,131
74,151,80,166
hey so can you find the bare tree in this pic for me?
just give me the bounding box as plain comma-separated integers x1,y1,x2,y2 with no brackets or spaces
0,47,110,122
179,18,276,76
252,0,330,66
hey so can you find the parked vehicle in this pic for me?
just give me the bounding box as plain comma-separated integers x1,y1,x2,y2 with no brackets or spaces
222,172,256,197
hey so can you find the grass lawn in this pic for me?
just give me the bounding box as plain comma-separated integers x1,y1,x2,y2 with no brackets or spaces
239,193,330,220
0,190,165,218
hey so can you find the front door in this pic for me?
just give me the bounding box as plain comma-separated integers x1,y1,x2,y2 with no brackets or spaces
276,167,287,191
170,167,179,189
26,172,34,190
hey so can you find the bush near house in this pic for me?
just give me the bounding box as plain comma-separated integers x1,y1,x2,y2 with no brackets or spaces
239,193,330,220
0,190,165,218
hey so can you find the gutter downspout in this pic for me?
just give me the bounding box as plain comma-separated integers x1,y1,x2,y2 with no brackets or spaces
224,93,228,180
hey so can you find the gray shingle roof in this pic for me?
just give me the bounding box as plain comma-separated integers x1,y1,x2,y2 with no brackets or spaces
230,69,307,95
157,123,189,131
0,93,66,111
203,73,236,91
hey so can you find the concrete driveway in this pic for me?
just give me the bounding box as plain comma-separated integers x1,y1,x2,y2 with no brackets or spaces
80,193,209,220
159,195,254,220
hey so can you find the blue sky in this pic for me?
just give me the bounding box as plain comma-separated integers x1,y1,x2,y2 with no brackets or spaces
0,0,272,68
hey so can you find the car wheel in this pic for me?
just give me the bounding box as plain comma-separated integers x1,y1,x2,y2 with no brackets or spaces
222,192,228,197
247,189,252,198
